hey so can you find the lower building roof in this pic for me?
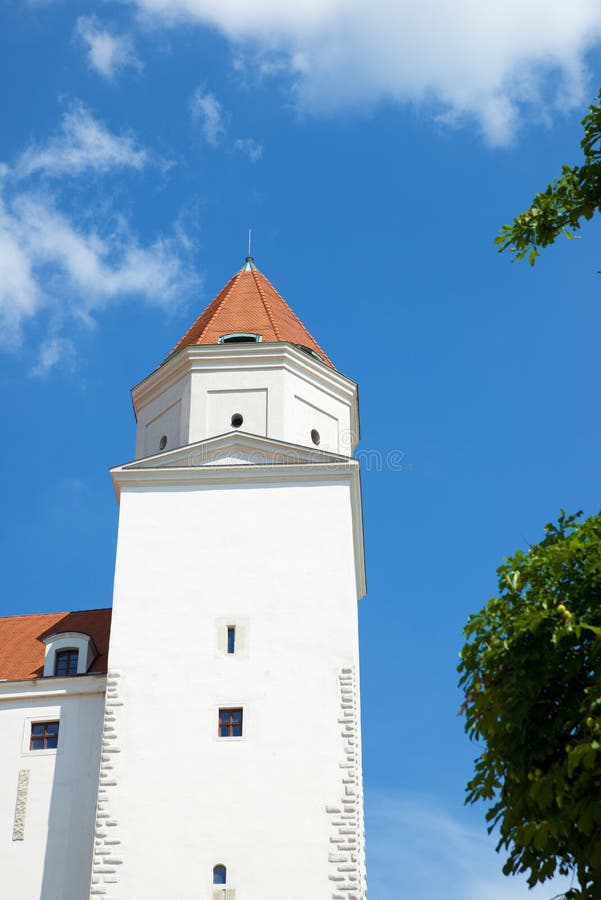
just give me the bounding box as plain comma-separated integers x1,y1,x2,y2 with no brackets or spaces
0,608,112,681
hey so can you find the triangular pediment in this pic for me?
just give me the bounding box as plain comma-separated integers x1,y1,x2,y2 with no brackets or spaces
117,432,351,471
110,430,365,600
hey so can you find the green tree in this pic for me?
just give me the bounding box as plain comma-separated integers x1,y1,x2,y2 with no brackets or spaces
458,511,601,897
496,87,601,265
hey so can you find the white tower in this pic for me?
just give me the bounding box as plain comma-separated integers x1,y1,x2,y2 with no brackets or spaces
90,259,367,900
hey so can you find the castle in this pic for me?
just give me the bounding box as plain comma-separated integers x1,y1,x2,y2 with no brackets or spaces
0,258,367,900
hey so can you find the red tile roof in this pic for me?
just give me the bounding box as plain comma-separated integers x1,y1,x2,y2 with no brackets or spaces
0,608,112,681
168,260,333,367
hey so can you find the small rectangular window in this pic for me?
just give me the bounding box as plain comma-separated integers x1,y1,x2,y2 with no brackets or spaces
55,649,79,676
219,708,243,738
227,627,236,654
30,721,59,750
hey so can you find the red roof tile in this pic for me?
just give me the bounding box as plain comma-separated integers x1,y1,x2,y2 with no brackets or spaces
0,608,112,681
168,260,333,367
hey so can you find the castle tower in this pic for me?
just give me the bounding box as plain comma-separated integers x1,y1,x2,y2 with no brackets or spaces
90,259,367,899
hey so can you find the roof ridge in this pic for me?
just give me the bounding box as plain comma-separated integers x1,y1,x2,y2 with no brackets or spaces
0,607,112,622
0,611,68,620
251,267,282,340
165,269,243,358
196,268,243,343
257,269,333,365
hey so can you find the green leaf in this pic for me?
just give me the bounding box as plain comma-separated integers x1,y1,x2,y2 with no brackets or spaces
496,84,601,265
459,508,601,895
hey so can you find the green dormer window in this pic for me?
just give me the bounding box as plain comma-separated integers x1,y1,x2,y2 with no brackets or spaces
295,343,323,362
218,333,263,344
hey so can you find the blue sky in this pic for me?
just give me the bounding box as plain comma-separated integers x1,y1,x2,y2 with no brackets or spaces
2,1,601,896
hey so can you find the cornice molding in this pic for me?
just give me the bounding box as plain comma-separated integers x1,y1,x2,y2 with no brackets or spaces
0,673,107,702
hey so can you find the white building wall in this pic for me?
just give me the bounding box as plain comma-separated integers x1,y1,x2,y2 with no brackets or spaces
101,477,364,899
134,372,191,460
133,346,358,460
0,682,105,900
189,364,350,452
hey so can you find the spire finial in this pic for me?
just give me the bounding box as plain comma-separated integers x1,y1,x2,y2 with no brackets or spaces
245,228,255,270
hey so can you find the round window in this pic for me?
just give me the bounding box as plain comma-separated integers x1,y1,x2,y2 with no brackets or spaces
159,435,168,450
231,413,243,428
311,429,320,446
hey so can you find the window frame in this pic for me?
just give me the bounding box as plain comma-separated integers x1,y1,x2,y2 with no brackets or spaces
227,626,236,655
22,712,64,757
215,618,249,659
218,707,243,739
213,864,227,885
54,648,79,677
218,332,263,344
29,720,60,751
294,342,323,362
42,631,97,677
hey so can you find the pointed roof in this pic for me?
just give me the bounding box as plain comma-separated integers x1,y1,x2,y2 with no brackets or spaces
168,259,333,367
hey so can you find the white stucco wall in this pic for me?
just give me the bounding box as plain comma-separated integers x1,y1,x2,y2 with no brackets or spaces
133,344,359,460
135,372,191,459
102,476,365,899
0,679,105,900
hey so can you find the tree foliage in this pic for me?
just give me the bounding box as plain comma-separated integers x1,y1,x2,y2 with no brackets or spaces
496,87,601,264
459,511,601,896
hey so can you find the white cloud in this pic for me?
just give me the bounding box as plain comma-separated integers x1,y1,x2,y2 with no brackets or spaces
75,16,142,81
0,211,40,346
30,335,76,378
366,791,575,899
234,137,262,161
0,187,197,359
191,87,227,146
14,194,190,309
16,103,148,179
0,108,198,372
128,0,601,143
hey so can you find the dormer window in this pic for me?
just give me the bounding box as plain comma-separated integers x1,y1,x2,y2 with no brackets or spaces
42,631,98,678
295,343,323,362
218,333,263,344
54,649,79,677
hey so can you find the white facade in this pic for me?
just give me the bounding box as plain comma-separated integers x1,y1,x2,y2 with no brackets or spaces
95,336,367,899
0,677,105,900
0,309,367,899
131,342,360,460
